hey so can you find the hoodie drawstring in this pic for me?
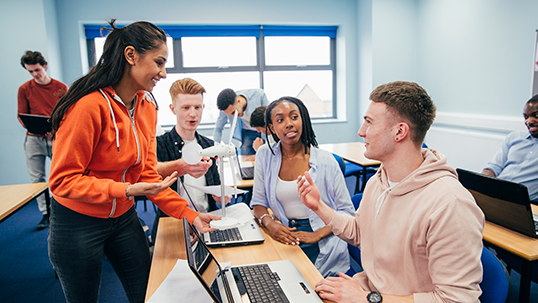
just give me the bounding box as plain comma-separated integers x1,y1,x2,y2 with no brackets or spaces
375,187,391,219
99,89,120,153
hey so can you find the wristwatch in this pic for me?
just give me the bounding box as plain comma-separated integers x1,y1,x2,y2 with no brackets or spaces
257,213,274,227
367,291,383,303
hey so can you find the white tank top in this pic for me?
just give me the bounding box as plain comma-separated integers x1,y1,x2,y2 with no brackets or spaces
275,177,310,220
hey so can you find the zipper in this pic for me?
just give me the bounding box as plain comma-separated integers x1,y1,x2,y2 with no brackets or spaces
108,93,141,218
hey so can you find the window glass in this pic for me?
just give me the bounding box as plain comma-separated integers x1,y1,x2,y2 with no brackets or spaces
182,37,257,67
153,72,260,126
265,36,330,66
95,36,174,68
263,70,333,118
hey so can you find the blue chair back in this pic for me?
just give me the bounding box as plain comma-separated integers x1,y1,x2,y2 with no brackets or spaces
347,193,363,272
479,247,510,303
351,193,363,211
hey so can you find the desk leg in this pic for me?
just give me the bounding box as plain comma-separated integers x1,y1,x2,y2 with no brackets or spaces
519,261,531,303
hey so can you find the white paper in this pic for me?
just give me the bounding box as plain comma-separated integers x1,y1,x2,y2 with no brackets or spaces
208,202,255,224
183,183,247,196
146,259,212,303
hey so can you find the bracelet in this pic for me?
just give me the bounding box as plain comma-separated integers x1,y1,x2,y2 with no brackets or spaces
125,184,130,197
258,213,274,227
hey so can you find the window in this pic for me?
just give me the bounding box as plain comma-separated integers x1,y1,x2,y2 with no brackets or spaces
85,25,337,126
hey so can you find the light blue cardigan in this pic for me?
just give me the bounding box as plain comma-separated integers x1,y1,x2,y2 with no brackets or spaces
251,142,354,277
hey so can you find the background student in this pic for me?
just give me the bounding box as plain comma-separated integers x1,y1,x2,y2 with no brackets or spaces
48,20,218,303
251,96,354,278
213,88,269,155
482,95,538,202
298,81,484,303
17,50,68,230
153,77,230,240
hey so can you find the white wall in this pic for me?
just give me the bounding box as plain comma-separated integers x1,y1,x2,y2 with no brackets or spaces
0,0,60,185
2,0,538,185
415,0,538,171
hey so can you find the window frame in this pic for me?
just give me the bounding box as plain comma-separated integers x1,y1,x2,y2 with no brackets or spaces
84,24,337,126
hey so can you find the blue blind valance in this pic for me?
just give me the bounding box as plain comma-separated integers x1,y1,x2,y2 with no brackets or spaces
84,24,337,39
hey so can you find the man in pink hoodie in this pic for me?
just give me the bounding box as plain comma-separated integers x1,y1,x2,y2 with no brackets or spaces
298,81,485,303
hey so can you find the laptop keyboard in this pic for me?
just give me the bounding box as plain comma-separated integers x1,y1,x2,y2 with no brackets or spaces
209,227,243,242
233,264,289,303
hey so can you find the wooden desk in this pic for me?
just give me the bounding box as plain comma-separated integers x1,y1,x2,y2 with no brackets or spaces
482,204,538,303
146,217,325,302
319,142,381,192
0,182,49,223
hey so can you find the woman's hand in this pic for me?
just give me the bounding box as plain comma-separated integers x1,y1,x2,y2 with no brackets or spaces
292,230,321,244
265,219,300,245
126,171,178,197
193,213,221,233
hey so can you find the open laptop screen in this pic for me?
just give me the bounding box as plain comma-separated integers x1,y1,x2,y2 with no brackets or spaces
184,219,232,303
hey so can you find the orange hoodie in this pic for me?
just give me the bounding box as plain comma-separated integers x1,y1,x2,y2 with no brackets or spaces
49,87,199,223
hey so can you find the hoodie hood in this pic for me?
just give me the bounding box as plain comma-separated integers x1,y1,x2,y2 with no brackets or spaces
375,148,457,197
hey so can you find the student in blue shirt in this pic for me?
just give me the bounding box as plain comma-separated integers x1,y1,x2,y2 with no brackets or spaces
483,95,538,201
251,96,354,277
213,88,269,155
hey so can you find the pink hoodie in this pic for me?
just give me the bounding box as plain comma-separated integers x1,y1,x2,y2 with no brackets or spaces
329,149,485,303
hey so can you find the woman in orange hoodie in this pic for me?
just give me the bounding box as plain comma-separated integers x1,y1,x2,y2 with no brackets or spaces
48,20,219,303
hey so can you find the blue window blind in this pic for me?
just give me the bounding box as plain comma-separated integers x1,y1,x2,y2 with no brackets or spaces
84,25,337,39
262,25,337,38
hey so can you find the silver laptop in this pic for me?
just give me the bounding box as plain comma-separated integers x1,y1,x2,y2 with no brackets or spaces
205,203,265,247
457,168,538,238
180,180,264,247
184,219,323,303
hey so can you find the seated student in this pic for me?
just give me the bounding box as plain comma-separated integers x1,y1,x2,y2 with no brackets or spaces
482,95,538,201
153,78,230,240
247,105,276,161
213,88,270,155
251,96,355,277
297,81,485,303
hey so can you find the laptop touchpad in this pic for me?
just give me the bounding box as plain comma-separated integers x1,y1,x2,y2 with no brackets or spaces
283,281,310,296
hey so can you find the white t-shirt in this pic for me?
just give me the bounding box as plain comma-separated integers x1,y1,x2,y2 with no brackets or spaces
180,139,209,212
275,177,310,220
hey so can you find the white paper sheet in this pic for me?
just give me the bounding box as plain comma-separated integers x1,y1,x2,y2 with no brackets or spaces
146,259,212,303
208,202,255,225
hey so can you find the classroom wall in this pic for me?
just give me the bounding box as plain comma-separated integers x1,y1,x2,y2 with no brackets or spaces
2,0,538,185
416,0,538,171
0,0,361,185
0,0,61,185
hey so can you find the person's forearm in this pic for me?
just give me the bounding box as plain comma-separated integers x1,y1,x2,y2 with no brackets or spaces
481,168,496,177
157,160,186,178
314,226,333,241
313,202,336,226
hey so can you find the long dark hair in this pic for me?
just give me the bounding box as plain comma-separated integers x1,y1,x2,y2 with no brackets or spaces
50,20,167,137
265,96,318,155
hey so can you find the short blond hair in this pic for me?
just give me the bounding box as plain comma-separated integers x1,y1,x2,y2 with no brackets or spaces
169,78,206,105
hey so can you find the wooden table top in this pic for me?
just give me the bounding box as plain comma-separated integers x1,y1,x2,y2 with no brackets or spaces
0,182,48,221
146,217,326,302
482,204,538,261
319,142,381,167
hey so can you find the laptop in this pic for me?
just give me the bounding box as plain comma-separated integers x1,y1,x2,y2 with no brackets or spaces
180,178,264,247
183,219,323,303
457,168,538,238
18,114,51,135
205,203,265,247
231,151,254,180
